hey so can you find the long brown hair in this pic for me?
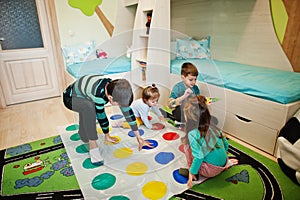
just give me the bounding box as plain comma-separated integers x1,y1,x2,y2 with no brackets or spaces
184,95,210,135
182,95,212,146
183,95,225,151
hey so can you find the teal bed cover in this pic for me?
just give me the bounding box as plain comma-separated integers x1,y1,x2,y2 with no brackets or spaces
66,57,300,104
66,56,131,79
171,59,300,104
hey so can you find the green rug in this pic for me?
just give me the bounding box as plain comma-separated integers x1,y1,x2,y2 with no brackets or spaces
0,135,82,199
171,139,300,200
1,133,299,199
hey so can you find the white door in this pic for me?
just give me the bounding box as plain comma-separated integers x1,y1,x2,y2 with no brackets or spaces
0,0,60,106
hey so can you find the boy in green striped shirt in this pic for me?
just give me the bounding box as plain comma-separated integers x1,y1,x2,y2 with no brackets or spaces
63,75,152,164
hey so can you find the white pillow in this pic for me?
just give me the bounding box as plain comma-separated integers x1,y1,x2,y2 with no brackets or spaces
62,41,96,66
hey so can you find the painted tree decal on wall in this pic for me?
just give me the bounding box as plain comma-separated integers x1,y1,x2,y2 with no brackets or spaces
68,0,114,36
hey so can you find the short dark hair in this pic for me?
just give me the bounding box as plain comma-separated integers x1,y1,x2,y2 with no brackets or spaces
106,79,133,107
181,62,198,77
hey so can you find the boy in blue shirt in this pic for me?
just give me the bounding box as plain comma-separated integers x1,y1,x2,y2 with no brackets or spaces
168,62,200,122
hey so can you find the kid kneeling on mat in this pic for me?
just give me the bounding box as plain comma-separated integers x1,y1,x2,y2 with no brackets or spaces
63,75,153,164
123,84,165,130
181,95,238,188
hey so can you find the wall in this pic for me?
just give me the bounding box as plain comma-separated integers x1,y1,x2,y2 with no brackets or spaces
54,0,118,46
171,0,293,71
53,0,298,72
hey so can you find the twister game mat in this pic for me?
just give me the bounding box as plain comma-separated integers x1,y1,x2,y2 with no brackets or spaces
58,109,288,200
58,112,192,200
1,112,292,199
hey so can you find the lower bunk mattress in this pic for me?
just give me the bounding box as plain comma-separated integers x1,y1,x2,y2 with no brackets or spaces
66,57,300,105
170,58,300,105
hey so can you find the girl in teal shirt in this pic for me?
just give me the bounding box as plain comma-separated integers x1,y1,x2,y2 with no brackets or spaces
182,95,238,188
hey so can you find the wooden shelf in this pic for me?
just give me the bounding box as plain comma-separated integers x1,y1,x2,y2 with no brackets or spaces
131,0,170,88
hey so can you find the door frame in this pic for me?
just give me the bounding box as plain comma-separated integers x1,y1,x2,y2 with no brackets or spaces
0,0,65,108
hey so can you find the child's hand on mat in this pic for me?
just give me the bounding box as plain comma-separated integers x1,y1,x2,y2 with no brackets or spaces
188,172,197,188
136,137,153,151
159,116,166,122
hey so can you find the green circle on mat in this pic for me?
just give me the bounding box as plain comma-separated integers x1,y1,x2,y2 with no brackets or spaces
83,158,103,169
109,196,130,200
76,144,89,154
66,124,79,131
92,173,116,190
70,133,80,141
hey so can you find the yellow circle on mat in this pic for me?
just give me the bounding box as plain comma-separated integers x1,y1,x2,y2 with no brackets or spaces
113,147,133,158
106,136,121,145
142,181,167,199
126,162,148,176
97,127,112,134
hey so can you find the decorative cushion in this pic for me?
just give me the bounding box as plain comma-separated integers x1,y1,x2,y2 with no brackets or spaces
176,36,211,59
62,41,96,66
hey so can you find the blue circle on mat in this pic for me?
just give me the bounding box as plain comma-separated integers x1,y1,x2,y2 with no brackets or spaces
128,129,144,137
110,114,124,120
155,152,175,164
142,139,158,150
173,169,188,184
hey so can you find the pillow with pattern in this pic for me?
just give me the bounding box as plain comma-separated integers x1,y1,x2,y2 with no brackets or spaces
62,41,96,66
176,36,211,59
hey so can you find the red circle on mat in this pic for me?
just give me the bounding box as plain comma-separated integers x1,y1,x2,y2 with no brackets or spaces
163,132,179,141
179,144,185,153
148,116,152,120
152,123,165,130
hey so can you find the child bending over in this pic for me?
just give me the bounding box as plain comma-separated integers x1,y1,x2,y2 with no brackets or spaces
63,75,152,164
182,95,238,188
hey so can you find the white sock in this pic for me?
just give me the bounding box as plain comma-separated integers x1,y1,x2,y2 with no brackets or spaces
90,148,103,164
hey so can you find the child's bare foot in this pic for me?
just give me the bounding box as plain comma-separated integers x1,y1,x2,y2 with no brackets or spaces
104,135,119,144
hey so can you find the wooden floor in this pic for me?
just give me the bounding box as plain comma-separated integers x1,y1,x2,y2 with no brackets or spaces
0,97,74,150
0,96,277,161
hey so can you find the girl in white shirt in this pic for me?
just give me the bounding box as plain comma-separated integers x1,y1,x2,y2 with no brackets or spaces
124,84,165,130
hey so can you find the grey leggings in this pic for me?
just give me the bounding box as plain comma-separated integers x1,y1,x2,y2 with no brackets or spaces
63,95,98,143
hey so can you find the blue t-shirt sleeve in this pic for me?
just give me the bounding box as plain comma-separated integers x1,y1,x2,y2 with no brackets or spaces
170,82,185,99
193,85,200,95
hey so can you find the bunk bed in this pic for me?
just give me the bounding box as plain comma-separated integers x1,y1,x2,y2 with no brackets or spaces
64,47,300,156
